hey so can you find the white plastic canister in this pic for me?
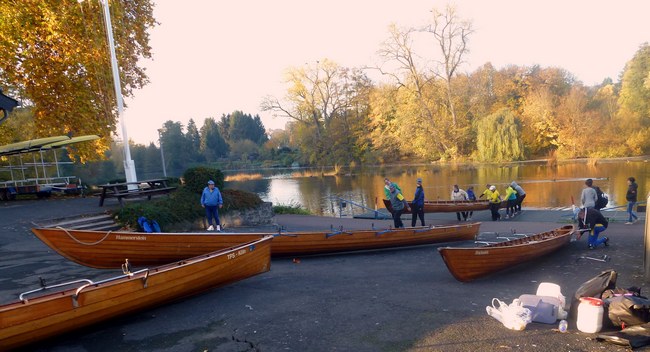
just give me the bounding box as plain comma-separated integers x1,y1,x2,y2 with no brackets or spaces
576,297,604,333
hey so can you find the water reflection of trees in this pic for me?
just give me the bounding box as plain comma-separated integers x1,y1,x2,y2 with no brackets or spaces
228,160,650,215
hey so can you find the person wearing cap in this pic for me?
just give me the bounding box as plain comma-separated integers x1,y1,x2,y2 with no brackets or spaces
486,185,502,221
387,183,410,228
451,184,469,221
411,178,425,227
201,180,223,231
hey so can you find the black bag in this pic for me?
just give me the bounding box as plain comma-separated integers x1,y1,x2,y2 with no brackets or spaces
569,270,617,320
606,295,650,327
597,323,650,349
594,186,608,210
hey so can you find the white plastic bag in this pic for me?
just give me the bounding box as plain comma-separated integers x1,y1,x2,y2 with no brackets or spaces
486,298,533,331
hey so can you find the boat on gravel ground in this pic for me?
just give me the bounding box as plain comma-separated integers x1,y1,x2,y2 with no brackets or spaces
31,222,481,268
437,225,575,282
0,236,272,351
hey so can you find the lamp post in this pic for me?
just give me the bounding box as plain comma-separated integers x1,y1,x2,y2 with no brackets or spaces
99,0,137,187
157,129,167,178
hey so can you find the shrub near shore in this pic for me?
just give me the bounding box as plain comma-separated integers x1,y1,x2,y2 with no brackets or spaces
114,167,262,231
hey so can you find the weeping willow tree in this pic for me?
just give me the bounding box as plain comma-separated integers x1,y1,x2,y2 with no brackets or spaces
475,108,524,162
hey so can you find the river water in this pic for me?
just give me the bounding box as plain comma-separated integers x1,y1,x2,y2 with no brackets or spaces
224,158,650,217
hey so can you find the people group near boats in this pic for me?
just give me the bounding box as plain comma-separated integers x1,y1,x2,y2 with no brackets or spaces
384,178,528,226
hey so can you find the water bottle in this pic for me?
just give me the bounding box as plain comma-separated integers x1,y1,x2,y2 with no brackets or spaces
558,319,568,333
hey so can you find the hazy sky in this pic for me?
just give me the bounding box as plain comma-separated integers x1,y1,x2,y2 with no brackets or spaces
122,0,650,145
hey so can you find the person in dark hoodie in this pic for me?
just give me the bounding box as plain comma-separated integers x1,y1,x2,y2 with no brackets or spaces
510,181,526,213
411,178,425,227
625,176,639,225
577,207,609,249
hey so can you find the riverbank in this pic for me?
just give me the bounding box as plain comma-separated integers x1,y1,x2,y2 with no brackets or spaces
1,197,649,351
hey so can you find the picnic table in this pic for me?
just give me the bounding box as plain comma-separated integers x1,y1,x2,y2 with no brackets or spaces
98,179,176,207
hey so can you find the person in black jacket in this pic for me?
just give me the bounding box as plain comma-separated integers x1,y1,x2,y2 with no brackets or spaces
625,176,639,224
577,207,609,249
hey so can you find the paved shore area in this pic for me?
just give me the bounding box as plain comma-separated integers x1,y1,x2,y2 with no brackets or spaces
1,197,649,351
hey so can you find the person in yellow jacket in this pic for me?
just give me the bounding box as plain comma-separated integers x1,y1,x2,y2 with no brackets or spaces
486,185,502,221
504,184,518,219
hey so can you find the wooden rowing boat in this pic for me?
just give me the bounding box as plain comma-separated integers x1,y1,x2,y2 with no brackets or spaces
31,223,480,268
437,225,575,282
382,199,507,214
0,236,272,351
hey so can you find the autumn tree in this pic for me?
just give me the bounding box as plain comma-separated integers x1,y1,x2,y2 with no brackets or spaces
475,108,524,162
375,4,473,160
425,4,473,127
261,60,372,166
617,42,650,154
0,0,156,161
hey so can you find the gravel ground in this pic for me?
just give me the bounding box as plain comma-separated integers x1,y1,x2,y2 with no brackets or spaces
1,197,649,352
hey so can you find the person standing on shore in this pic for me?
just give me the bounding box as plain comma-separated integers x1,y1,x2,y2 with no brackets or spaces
577,207,609,249
511,181,526,213
201,180,223,231
580,179,597,209
504,184,518,219
486,185,502,221
466,186,477,221
451,184,469,221
411,178,425,227
625,176,639,225
388,184,410,228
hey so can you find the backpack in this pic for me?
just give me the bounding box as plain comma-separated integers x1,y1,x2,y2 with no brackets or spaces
594,186,608,210
137,216,161,233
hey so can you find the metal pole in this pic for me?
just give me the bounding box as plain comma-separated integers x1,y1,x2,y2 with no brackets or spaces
158,129,167,178
643,192,650,282
101,0,137,188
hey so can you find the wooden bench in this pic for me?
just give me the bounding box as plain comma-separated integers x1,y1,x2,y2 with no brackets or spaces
98,179,176,207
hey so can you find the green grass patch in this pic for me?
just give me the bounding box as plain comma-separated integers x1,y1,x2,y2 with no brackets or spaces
273,203,311,215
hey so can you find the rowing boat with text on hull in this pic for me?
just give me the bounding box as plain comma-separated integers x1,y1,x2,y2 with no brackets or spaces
382,199,507,214
31,222,480,268
0,236,272,351
437,225,575,282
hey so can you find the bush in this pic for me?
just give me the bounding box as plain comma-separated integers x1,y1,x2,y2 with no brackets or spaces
183,167,224,194
222,189,264,212
273,203,311,215
113,187,264,231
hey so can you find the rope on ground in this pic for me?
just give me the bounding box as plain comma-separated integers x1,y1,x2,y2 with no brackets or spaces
57,226,112,246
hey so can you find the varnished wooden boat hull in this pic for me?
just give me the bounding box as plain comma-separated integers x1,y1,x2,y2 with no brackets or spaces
437,225,575,282
0,236,272,351
31,223,480,268
271,222,480,256
383,199,507,214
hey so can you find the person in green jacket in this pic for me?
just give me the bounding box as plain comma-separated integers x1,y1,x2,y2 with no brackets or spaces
383,177,401,199
504,184,518,219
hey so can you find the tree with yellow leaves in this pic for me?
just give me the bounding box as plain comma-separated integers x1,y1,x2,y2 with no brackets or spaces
0,0,156,162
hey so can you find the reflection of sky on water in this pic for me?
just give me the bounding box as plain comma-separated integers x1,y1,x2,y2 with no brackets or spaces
225,159,650,216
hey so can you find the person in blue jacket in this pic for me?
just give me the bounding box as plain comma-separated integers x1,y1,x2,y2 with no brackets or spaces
201,180,223,231
411,178,425,227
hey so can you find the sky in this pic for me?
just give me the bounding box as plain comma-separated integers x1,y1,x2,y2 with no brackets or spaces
122,0,650,145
